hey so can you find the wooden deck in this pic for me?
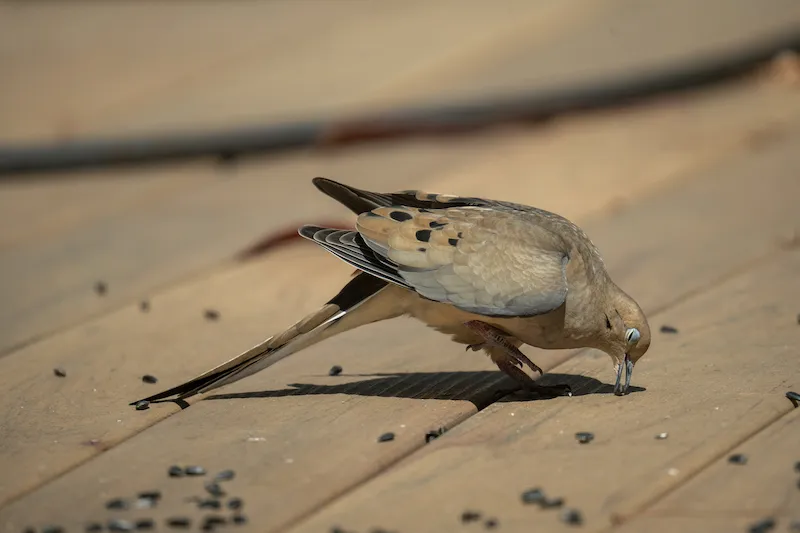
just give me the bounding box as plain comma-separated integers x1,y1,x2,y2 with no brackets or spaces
1,2,799,532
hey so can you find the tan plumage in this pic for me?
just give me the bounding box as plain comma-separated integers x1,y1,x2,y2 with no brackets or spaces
133,178,650,405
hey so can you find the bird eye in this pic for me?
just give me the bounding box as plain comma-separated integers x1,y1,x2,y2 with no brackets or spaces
625,328,640,345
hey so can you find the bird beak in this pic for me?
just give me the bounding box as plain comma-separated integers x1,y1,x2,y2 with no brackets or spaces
613,354,635,396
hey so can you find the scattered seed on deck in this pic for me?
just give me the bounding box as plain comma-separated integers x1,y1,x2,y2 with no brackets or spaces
747,517,776,533
575,432,594,444
561,509,583,526
85,523,103,532
137,490,161,501
461,511,482,523
329,365,343,376
106,498,129,510
134,518,155,530
165,518,191,529
168,465,184,477
655,432,669,440
198,499,221,509
541,497,565,509
185,465,206,476
227,497,243,510
201,516,226,531
377,432,395,443
204,481,226,498
484,518,498,529
94,281,108,296
53,367,67,378
203,309,220,321
787,391,800,408
659,325,678,334
728,453,748,465
521,488,546,505
425,427,446,443
108,519,135,532
134,400,150,411
232,515,248,525
214,469,235,481
139,300,150,312
141,375,158,384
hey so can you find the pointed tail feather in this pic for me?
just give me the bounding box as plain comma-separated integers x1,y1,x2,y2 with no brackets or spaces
131,273,390,404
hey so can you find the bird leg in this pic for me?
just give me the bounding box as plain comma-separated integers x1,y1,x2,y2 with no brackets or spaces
464,320,572,398
463,320,542,375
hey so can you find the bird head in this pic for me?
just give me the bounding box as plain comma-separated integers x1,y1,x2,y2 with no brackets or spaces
602,287,651,396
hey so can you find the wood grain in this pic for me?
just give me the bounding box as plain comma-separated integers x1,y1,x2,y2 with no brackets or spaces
287,248,800,533
0,121,797,531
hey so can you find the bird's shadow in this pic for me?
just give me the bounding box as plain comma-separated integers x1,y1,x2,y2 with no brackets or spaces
206,371,645,409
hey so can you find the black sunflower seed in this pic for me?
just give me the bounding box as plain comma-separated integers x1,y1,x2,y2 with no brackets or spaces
214,469,235,481
134,519,154,531
484,518,498,529
201,516,226,532
203,309,220,321
232,515,248,525
461,511,481,523
541,497,565,509
168,465,184,477
728,453,748,465
575,432,594,444
227,497,243,510
85,523,103,532
137,490,161,501
53,367,67,378
377,432,395,443
185,465,206,476
659,325,678,334
141,375,158,384
521,488,546,504
328,365,343,376
108,520,135,532
747,517,776,533
787,391,800,408
198,499,221,510
94,281,108,296
106,498,129,510
560,509,583,525
134,400,150,411
204,481,226,498
165,518,191,529
139,300,150,312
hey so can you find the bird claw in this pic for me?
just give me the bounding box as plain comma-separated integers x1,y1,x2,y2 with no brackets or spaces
465,343,485,352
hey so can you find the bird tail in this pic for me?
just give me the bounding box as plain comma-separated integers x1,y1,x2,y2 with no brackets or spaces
131,272,396,403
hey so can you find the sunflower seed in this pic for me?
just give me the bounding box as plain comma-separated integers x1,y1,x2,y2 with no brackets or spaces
521,488,546,505
53,367,67,378
108,520,135,532
203,309,220,321
106,498,129,510
168,465,184,477
165,518,191,529
461,511,481,523
134,400,150,411
94,281,108,296
134,519,154,531
747,517,776,533
377,432,395,443
201,516,226,532
659,325,678,334
227,497,243,510
728,453,748,465
328,365,343,376
541,497,565,509
575,432,594,444
204,481,226,498
85,523,103,532
139,300,150,312
214,469,235,481
484,518,498,529
560,509,583,526
141,375,158,384
655,432,669,440
185,465,206,476
42,527,65,533
787,391,800,408
232,515,248,525
198,499,221,509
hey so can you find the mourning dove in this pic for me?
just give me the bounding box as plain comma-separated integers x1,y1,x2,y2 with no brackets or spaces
134,177,650,405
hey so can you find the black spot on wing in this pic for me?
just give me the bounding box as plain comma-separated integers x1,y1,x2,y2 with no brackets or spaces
448,238,458,246
415,230,432,242
429,221,447,229
390,211,413,222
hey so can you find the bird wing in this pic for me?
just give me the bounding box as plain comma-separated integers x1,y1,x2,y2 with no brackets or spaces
302,203,569,318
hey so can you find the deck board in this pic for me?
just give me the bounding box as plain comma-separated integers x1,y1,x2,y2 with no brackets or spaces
1,122,797,531
286,248,800,533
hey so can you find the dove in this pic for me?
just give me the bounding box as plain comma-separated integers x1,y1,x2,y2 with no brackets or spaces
133,177,650,406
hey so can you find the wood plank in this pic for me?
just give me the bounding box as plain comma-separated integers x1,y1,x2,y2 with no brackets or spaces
286,249,800,533
0,0,569,142
1,117,798,530
1,77,797,356
615,408,800,530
